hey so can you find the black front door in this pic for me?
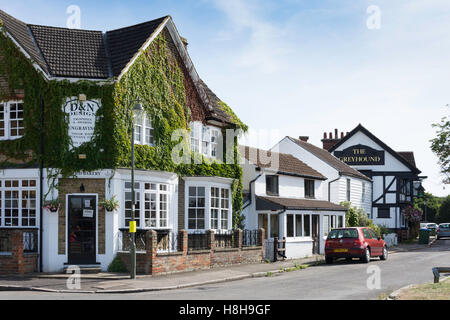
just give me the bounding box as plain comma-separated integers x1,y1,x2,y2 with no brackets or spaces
68,195,96,264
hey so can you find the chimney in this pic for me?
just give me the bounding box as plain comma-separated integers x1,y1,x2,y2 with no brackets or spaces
299,136,309,142
321,129,346,151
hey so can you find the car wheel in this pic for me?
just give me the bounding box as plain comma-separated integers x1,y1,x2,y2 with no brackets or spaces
346,257,353,262
325,256,333,264
361,248,371,263
380,246,388,260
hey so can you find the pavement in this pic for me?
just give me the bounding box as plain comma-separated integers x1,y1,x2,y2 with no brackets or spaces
0,238,438,294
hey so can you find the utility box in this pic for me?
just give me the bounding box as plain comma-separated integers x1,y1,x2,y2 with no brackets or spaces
419,228,430,244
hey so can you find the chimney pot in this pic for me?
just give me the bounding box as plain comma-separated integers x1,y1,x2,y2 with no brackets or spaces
335,129,338,139
329,132,333,139
323,132,327,139
341,132,344,138
299,136,309,142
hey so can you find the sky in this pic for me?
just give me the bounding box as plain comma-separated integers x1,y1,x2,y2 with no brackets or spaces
0,0,449,196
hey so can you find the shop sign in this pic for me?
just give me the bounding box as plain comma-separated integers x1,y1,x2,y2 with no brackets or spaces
63,97,101,150
334,144,385,165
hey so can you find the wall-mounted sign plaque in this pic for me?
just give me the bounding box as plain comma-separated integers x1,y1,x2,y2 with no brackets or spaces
63,98,101,150
334,144,385,166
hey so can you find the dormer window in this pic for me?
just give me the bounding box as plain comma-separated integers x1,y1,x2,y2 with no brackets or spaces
134,112,154,146
0,101,24,140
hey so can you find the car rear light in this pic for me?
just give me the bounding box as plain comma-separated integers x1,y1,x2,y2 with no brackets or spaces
353,240,362,247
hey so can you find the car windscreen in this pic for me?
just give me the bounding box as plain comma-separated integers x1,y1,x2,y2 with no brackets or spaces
327,229,359,239
440,224,450,229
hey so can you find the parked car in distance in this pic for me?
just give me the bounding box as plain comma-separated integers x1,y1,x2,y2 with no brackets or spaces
325,227,388,264
437,223,450,239
426,223,438,230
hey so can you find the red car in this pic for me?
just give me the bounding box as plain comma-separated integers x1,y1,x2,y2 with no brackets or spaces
325,227,388,264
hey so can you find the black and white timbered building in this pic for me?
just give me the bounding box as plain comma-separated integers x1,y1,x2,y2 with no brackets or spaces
324,124,426,238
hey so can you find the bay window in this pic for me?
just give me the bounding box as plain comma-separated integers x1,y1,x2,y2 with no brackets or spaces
124,181,169,229
1,179,37,227
186,182,232,231
0,101,24,140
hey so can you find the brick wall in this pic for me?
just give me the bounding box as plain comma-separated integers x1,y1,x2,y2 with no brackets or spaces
57,178,106,255
0,229,38,275
117,229,265,276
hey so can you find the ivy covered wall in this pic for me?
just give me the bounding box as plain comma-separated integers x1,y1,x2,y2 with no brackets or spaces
0,26,246,228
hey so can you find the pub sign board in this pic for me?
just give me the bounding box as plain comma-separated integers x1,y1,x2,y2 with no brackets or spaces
334,144,385,166
63,97,101,150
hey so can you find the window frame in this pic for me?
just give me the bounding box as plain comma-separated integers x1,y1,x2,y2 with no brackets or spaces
377,207,391,219
266,175,279,196
0,101,24,141
304,179,315,199
185,180,232,232
0,179,38,228
134,112,155,147
190,122,222,159
123,181,169,229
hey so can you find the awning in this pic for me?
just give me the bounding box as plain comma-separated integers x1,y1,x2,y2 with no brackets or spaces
256,196,347,212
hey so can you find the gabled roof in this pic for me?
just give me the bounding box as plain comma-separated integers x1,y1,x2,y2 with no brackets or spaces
256,196,347,212
328,124,421,174
397,152,416,168
0,10,48,73
240,145,327,180
106,16,168,77
286,136,371,181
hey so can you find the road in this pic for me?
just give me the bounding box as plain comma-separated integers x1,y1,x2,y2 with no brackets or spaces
1,239,449,300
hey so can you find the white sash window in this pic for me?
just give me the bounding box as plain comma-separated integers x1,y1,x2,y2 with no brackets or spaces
134,113,154,146
1,179,37,227
0,101,24,140
190,122,222,159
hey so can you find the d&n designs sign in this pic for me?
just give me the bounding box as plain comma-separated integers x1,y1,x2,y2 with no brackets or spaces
63,97,101,150
334,144,385,166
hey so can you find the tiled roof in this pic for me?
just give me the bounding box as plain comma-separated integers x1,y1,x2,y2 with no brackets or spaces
106,16,168,77
0,10,48,73
287,137,371,181
240,145,327,180
199,79,235,125
29,25,109,79
397,152,417,168
256,196,347,211
0,10,241,129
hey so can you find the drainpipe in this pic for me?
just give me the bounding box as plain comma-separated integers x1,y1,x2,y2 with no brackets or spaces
328,174,342,202
39,96,44,273
242,168,263,210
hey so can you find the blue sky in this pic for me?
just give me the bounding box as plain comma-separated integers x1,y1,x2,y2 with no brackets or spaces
1,0,449,196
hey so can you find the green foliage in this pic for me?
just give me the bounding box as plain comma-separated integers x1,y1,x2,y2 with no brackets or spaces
378,224,391,235
430,106,450,184
218,101,248,133
340,201,380,236
107,255,128,273
437,195,450,223
414,192,444,223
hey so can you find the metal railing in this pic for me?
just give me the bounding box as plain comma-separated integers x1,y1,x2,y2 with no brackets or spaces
215,230,234,248
188,231,209,251
242,230,260,247
156,231,179,252
23,231,37,253
119,229,147,252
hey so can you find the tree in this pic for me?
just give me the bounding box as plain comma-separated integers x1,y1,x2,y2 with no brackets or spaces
430,106,450,184
413,192,443,222
436,195,450,223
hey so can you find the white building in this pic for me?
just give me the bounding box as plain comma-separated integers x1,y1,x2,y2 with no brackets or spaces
273,136,372,215
240,146,347,260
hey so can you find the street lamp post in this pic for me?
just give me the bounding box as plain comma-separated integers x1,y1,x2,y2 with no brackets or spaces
129,99,144,280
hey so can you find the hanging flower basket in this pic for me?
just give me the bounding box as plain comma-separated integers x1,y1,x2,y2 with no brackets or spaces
402,205,423,222
99,196,119,213
44,200,61,213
